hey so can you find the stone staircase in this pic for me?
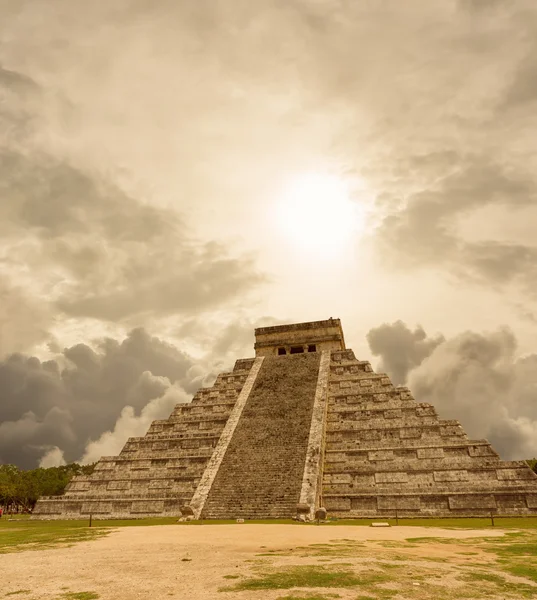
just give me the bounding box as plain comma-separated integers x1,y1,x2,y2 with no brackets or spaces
201,353,321,519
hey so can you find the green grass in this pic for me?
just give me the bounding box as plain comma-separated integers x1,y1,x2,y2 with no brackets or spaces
60,593,99,600
322,517,537,529
221,565,368,591
245,536,537,599
0,524,109,554
460,571,537,598
6,515,537,528
218,531,537,600
0,515,180,554
505,564,537,584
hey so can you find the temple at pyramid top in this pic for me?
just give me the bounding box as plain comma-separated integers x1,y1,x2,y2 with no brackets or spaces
254,318,346,356
34,318,537,521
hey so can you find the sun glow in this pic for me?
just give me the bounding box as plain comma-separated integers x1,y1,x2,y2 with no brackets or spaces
276,172,363,255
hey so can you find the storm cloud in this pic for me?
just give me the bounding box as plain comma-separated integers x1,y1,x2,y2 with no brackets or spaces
366,321,445,386
0,147,265,323
375,156,537,297
0,328,214,468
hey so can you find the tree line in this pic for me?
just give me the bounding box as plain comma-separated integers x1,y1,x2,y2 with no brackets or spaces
0,463,95,513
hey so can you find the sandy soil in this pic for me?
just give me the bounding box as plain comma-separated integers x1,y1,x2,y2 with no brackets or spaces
1,525,507,600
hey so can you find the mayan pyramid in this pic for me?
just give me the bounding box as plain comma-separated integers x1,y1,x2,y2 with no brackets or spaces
34,319,537,520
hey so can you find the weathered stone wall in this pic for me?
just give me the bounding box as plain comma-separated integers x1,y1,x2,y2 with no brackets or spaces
322,349,537,517
255,319,345,356
201,353,321,519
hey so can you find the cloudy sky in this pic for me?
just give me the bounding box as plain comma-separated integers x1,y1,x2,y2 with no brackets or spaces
1,0,537,468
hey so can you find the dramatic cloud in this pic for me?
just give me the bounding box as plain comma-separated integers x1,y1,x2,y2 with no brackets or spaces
366,321,445,386
0,328,215,468
367,321,537,459
375,156,537,296
0,58,265,333
0,276,51,357
0,148,265,323
39,446,67,468
81,377,190,464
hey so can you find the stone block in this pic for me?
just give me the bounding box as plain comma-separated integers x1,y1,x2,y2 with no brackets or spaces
351,497,377,511
81,502,112,514
420,495,449,511
68,481,91,492
368,450,394,461
495,494,527,509
131,460,151,470
466,470,497,481
181,505,195,516
417,448,444,459
325,497,351,511
526,496,537,508
448,495,496,510
107,481,130,491
361,430,382,441
149,480,172,489
440,424,464,437
468,445,496,457
378,496,420,510
434,470,468,482
315,507,327,520
330,473,352,484
94,461,115,471
444,447,469,458
353,474,376,487
407,472,434,486
400,428,422,439
416,405,436,417
497,468,536,481
375,472,408,484
131,501,164,513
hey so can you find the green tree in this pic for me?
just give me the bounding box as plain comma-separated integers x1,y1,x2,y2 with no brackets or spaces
0,463,96,512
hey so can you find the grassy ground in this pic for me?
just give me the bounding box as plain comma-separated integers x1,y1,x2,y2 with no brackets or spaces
323,517,537,529
2,515,537,555
3,517,537,599
0,515,179,553
225,531,537,599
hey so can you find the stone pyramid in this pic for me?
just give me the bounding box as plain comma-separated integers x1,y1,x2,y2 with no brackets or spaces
34,319,537,520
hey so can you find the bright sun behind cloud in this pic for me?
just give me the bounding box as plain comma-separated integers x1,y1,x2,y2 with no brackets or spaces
276,172,364,256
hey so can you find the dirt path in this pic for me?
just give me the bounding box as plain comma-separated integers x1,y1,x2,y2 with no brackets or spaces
1,525,507,600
